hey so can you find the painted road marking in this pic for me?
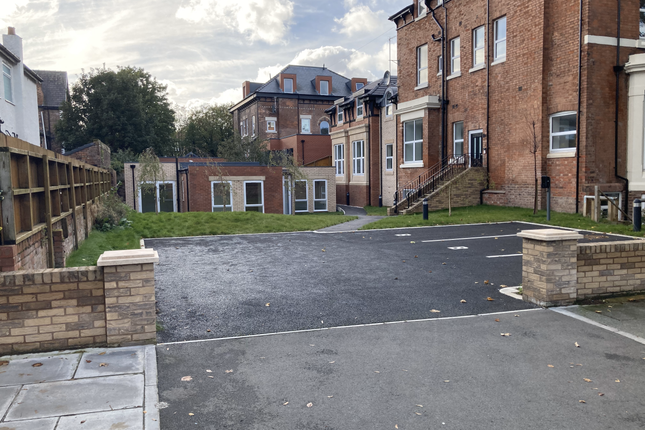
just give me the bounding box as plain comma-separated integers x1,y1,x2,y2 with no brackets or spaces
448,246,469,250
486,254,523,259
395,234,412,237
421,234,517,243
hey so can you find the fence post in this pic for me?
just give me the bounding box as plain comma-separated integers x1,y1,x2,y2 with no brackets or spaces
0,151,16,243
98,249,160,347
42,155,55,268
517,229,582,306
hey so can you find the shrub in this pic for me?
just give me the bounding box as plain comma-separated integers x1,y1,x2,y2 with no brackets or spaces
95,184,132,232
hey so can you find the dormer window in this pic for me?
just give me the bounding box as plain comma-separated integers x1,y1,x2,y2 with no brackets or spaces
338,109,344,123
284,78,294,93
356,82,364,91
419,0,427,16
320,80,329,95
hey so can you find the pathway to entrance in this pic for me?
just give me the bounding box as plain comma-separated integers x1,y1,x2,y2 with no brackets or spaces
317,205,385,232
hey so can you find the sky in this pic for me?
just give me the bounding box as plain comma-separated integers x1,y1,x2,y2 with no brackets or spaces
2,0,408,112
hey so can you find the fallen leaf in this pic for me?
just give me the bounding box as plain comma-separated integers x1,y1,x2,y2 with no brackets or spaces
584,378,592,383
548,365,555,368
579,400,586,404
206,370,212,373
328,395,333,398
500,285,507,288
484,280,490,285
207,329,211,332
442,262,447,265
225,370,233,374
428,271,432,273
307,402,313,408
615,379,620,383
416,412,422,415
595,310,602,313
189,413,194,416
410,241,416,244
283,402,289,406
86,360,92,363
181,376,193,382
265,303,270,307
514,314,520,317
494,318,500,322
375,371,380,373
0,361,8,366
430,309,441,313
99,363,108,367
500,333,511,337
444,380,450,383
81,420,86,424
575,342,580,348
460,300,467,303
32,363,43,368
395,425,399,429
402,260,406,263
322,249,325,252
415,255,418,258
208,376,214,378
487,297,495,301
599,393,604,396
329,361,335,364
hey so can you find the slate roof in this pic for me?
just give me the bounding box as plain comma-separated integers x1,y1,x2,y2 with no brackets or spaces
326,74,398,114
34,70,68,107
249,65,353,98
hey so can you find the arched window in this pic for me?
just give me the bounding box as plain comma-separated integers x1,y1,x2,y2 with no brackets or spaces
320,121,330,135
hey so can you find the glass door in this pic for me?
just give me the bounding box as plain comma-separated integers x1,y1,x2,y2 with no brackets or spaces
469,131,483,167
159,183,175,212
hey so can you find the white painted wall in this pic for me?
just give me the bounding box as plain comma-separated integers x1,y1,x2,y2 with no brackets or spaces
625,53,645,191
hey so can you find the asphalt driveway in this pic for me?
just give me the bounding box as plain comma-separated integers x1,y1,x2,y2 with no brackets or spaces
147,222,633,343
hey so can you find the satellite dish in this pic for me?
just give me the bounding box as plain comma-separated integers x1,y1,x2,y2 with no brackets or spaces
383,71,391,86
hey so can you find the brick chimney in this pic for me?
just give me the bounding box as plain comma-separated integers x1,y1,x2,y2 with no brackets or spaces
8,27,16,35
243,81,251,99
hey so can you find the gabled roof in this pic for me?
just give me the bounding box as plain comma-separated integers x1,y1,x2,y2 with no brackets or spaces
0,43,19,64
23,66,43,83
34,70,67,107
325,74,398,114
388,4,414,22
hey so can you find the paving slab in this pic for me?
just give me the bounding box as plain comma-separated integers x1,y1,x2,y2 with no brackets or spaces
0,387,20,421
0,354,79,387
57,408,143,430
6,374,144,421
75,347,144,378
566,298,645,340
0,417,58,430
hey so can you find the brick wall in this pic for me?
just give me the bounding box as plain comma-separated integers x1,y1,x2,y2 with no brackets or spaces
269,134,332,165
66,140,111,169
577,241,645,299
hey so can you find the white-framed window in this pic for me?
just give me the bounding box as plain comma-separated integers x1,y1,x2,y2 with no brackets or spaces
338,109,344,123
294,180,308,212
314,180,327,211
450,37,461,74
357,102,364,117
320,80,329,95
438,55,443,75
335,144,345,175
550,112,577,152
356,82,364,91
252,116,256,136
211,181,233,212
404,119,423,163
453,122,464,157
640,6,645,38
473,26,485,67
2,62,12,103
284,78,294,93
320,120,330,135
385,103,393,117
244,181,264,212
419,0,427,16
386,144,393,171
437,0,443,4
240,121,244,136
417,44,428,86
301,118,311,134
267,120,277,133
353,140,365,175
494,17,507,60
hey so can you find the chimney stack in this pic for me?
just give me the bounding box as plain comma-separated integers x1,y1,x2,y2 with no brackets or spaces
8,27,16,35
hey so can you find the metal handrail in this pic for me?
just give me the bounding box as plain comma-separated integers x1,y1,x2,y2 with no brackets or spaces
393,154,481,212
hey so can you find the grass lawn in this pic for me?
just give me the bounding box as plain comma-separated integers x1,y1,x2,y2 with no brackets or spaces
364,206,388,216
67,211,356,267
360,205,645,238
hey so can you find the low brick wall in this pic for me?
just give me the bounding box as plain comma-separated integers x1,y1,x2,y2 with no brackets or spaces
0,249,158,355
577,241,645,299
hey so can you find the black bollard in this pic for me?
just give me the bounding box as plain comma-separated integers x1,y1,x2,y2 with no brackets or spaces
346,192,350,206
423,198,428,220
379,195,382,208
634,199,642,232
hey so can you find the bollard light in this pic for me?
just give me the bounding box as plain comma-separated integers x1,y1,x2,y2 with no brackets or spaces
423,198,428,220
634,199,642,232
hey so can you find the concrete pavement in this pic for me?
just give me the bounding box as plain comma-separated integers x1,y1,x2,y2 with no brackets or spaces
0,345,160,430
317,205,385,232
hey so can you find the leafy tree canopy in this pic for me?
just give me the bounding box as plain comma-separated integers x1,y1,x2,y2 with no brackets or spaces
174,103,234,157
57,66,176,155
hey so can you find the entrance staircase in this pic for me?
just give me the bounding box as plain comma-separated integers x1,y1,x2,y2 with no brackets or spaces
388,155,483,216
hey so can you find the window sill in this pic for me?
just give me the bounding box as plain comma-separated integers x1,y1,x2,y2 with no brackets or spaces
437,72,443,77
266,130,277,134
5,99,15,106
415,12,427,22
400,162,424,169
469,64,485,74
446,72,461,81
547,151,576,159
491,57,506,67
414,83,428,91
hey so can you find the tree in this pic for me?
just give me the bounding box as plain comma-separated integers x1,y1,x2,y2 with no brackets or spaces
525,115,540,215
175,104,234,157
57,66,176,155
137,148,165,214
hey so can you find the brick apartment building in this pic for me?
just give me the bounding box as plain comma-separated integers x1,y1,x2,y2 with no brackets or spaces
326,72,399,207
229,65,367,166
388,0,645,214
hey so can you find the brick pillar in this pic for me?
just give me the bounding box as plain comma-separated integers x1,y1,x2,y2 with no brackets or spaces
518,229,583,307
97,249,159,346
0,245,18,272
52,229,65,268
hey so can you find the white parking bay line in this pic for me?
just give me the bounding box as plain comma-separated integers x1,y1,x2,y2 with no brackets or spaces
487,254,523,258
421,234,517,243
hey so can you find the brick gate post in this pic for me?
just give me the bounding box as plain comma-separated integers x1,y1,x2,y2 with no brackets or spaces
517,229,582,307
97,249,159,346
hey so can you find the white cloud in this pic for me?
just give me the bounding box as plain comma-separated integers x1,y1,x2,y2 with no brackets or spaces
254,64,285,82
176,0,294,45
334,4,386,37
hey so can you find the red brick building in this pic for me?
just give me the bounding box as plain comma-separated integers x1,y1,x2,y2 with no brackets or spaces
389,0,645,214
